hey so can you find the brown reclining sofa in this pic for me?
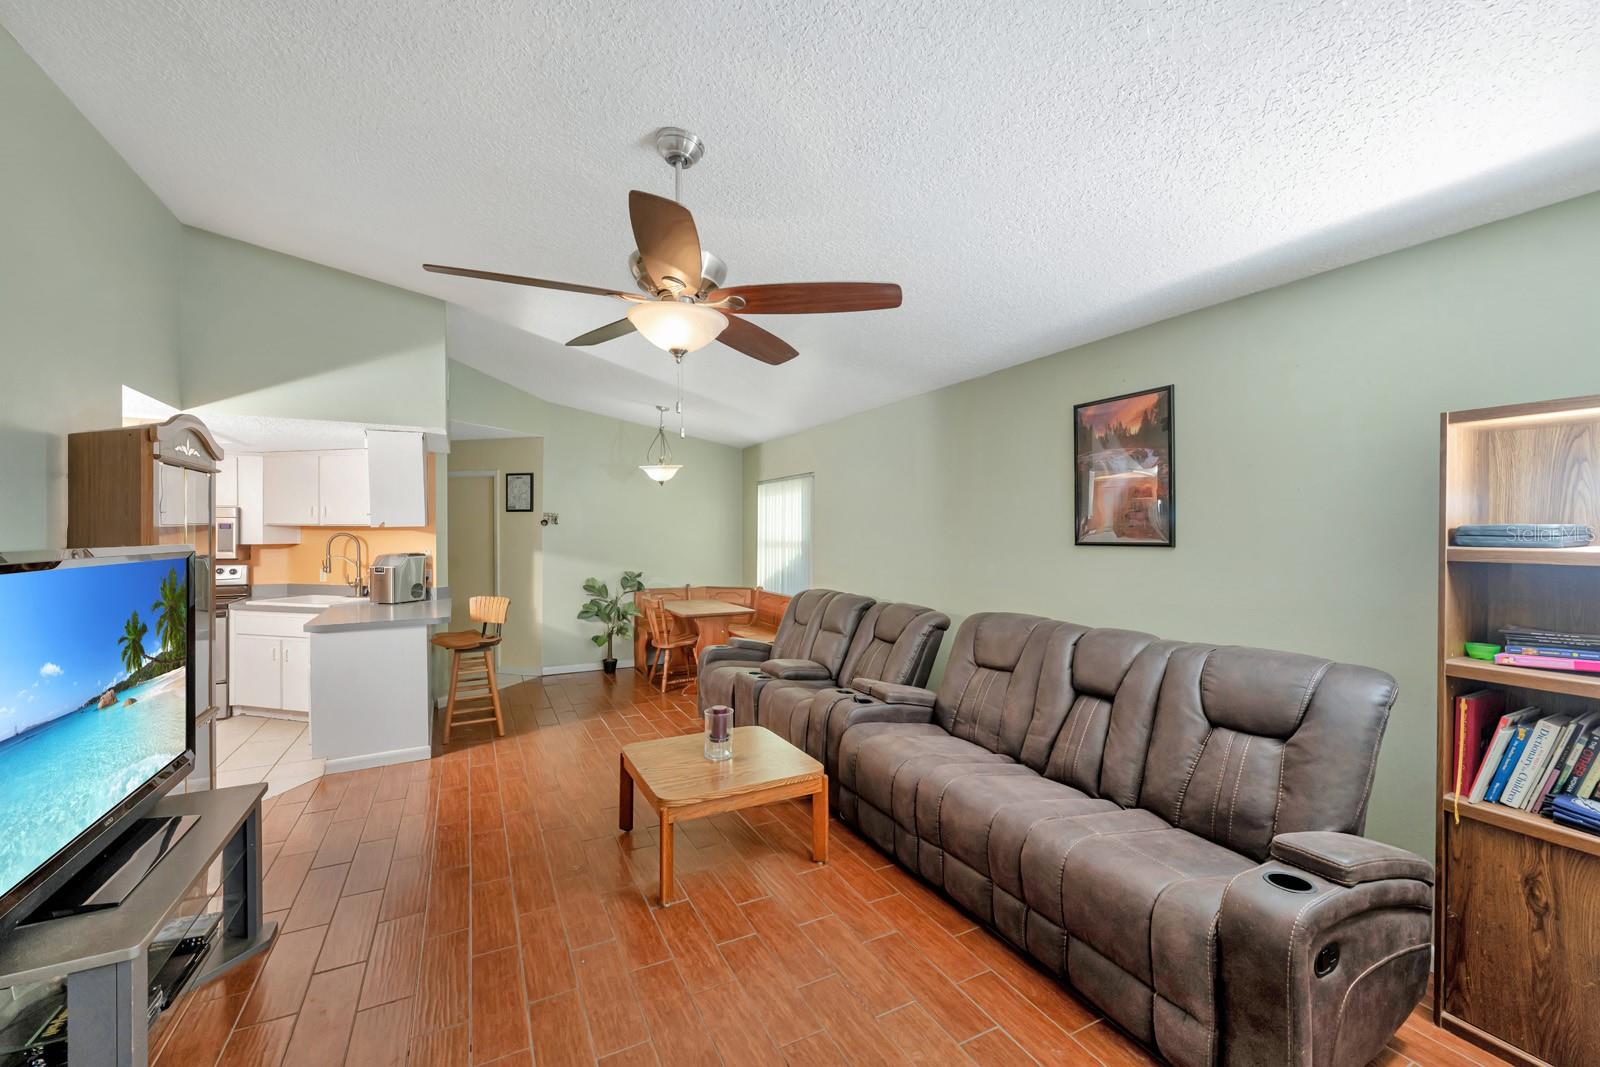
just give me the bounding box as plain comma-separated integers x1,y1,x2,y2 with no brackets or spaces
697,588,948,727
713,606,1431,1067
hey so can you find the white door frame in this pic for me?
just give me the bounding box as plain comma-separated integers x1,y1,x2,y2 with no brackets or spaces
447,470,501,665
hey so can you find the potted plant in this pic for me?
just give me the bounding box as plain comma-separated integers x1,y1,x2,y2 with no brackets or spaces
578,571,645,674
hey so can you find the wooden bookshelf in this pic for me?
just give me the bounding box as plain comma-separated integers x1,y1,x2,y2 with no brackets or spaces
1441,793,1600,861
1446,544,1600,567
1436,393,1600,1067
1443,656,1600,700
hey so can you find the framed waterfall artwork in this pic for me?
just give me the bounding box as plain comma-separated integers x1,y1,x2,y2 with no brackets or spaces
1073,385,1174,547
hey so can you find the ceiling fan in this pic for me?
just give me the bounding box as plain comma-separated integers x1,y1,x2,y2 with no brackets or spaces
422,128,901,367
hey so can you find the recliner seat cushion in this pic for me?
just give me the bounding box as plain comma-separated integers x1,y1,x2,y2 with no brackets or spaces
935,772,1118,901
838,723,1013,825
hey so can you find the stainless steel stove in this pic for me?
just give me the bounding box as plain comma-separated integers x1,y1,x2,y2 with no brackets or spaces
214,564,250,717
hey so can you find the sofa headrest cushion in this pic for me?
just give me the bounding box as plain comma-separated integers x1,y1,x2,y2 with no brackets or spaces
1071,628,1158,697
873,602,934,641
971,612,1048,672
1198,645,1332,737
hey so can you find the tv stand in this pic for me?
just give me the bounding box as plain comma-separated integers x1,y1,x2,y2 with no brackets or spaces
23,815,202,924
0,785,275,1067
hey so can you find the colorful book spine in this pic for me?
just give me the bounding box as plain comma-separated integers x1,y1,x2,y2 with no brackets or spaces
1486,725,1534,803
1503,644,1600,662
1495,653,1600,674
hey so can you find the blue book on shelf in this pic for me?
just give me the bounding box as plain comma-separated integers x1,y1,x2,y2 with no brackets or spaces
1486,724,1534,804
1551,794,1600,834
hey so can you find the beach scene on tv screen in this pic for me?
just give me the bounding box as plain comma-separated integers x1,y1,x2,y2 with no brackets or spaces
0,558,189,900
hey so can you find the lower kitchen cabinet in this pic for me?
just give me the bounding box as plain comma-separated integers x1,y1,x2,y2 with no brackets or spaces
230,612,315,714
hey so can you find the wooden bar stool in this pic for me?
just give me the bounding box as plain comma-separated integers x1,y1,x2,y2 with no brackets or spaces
432,595,509,742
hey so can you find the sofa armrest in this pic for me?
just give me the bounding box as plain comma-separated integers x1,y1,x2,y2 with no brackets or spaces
1270,832,1433,888
1215,855,1432,1066
853,680,935,707
820,692,938,775
700,642,768,671
730,637,773,652
761,658,832,681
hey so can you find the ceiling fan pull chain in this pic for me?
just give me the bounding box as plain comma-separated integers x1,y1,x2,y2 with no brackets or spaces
675,353,686,438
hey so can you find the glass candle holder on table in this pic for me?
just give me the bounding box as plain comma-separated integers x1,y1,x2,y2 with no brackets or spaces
704,704,733,761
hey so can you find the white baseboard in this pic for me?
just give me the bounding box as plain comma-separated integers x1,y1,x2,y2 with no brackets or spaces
497,663,542,677
325,745,432,774
542,660,635,677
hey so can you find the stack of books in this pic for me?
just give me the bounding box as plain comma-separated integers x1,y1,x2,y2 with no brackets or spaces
1455,689,1600,832
1495,625,1600,675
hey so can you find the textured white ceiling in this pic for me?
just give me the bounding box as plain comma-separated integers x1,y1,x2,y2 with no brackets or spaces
10,1,1600,447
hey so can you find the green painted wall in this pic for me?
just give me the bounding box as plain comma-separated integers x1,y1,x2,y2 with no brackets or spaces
0,27,182,548
180,228,447,430
744,191,1600,857
448,361,744,671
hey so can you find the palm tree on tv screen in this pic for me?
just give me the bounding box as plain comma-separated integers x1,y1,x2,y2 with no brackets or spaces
119,612,149,678
153,567,186,660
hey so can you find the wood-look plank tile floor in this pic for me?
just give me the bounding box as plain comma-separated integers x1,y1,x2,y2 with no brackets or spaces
152,670,1509,1066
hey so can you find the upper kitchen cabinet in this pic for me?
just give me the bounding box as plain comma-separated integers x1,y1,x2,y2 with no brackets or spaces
367,429,427,527
216,455,239,508
257,432,427,529
263,451,320,525
317,450,370,525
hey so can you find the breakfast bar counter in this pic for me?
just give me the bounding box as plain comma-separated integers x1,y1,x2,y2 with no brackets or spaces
229,593,450,772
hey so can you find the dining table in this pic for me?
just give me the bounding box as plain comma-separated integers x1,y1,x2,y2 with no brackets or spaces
664,599,758,661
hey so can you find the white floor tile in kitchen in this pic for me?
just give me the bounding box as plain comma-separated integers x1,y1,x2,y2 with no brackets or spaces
213,713,326,798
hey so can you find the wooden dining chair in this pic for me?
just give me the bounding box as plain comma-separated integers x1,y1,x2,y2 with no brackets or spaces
431,595,510,742
645,597,698,694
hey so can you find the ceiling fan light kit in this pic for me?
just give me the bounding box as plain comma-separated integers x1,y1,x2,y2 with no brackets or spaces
626,299,727,355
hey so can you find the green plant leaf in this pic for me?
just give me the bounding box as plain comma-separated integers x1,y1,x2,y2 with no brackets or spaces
591,633,608,647
582,577,604,595
624,602,642,616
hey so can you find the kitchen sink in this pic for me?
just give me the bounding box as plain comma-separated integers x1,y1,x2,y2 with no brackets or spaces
244,594,364,608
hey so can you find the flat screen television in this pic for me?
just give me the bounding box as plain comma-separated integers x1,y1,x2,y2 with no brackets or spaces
0,549,195,928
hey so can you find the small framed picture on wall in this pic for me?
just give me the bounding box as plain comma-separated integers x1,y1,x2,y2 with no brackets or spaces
1073,385,1174,547
505,472,534,512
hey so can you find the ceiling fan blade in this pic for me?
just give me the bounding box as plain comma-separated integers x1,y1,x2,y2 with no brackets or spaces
708,282,902,314
566,318,637,347
717,315,798,366
628,191,702,294
422,263,629,298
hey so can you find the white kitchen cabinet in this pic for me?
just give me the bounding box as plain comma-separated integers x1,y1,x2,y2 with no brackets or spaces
156,461,186,528
236,455,300,544
216,455,239,508
366,430,426,527
317,450,370,526
263,452,320,525
230,632,282,709
231,612,316,714
279,638,311,713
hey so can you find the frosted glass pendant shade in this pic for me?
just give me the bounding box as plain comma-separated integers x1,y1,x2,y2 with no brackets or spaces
626,300,728,353
639,463,683,483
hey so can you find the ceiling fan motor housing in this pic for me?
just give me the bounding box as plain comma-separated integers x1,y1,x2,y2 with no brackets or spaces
629,249,727,297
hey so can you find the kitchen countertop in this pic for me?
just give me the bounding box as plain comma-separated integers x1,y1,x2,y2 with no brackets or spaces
234,594,452,634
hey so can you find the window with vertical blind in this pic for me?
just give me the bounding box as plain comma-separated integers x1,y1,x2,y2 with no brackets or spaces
756,474,813,596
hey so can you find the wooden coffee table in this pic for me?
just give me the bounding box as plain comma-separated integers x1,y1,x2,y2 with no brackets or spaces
618,726,827,905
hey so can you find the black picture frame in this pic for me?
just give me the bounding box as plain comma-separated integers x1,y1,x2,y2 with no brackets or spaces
505,472,534,513
1073,385,1175,547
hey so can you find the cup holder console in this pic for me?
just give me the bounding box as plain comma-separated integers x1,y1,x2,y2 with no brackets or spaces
1263,870,1315,894
853,695,874,704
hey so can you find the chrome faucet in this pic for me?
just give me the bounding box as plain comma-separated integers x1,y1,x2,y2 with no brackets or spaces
321,532,368,596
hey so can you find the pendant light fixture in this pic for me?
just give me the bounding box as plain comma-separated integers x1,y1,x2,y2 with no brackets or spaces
639,405,682,484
